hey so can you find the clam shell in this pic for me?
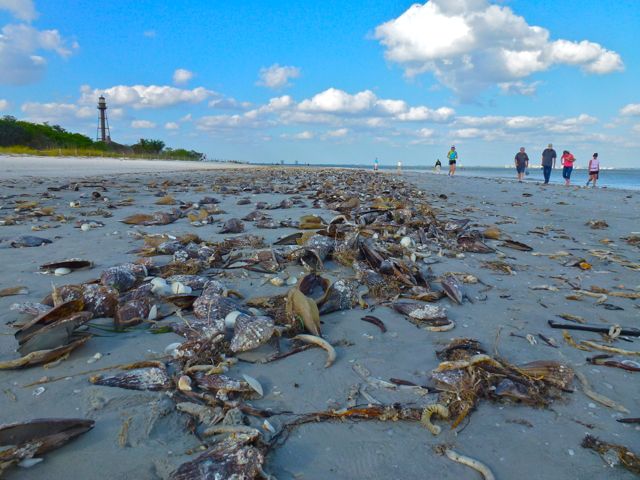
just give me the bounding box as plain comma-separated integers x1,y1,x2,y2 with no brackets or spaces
165,275,210,290
219,218,245,234
100,263,147,292
193,292,246,322
54,268,71,276
114,298,151,328
230,315,275,353
90,366,170,391
441,275,463,305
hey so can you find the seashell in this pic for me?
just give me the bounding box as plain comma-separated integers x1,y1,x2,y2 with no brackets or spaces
176,402,224,426
242,374,264,397
148,304,158,320
262,419,276,434
269,277,285,287
164,342,182,357
230,315,275,352
164,294,198,309
499,239,533,252
298,273,330,302
393,302,448,323
0,286,29,297
100,263,146,292
3,235,52,248
87,352,102,364
17,311,92,355
193,291,247,322
400,236,413,248
224,310,245,329
0,336,90,370
150,277,169,294
114,297,151,328
178,375,192,392
170,438,264,480
482,226,501,240
171,282,192,295
286,287,321,335
286,276,298,286
81,284,118,318
317,279,359,315
441,275,463,305
41,259,92,272
292,334,336,368
219,218,245,234
80,223,91,232
305,235,334,261
165,275,210,290
54,268,71,276
15,299,85,343
90,364,170,391
194,373,253,395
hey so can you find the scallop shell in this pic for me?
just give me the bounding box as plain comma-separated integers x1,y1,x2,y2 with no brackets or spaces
230,315,275,353
90,365,170,391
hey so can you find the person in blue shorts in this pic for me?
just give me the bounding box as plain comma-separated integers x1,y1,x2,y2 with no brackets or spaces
514,147,529,182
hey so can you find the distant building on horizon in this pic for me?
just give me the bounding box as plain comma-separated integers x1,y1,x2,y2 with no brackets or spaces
96,96,111,143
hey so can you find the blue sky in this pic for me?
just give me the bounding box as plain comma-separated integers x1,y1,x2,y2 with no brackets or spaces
1,0,639,166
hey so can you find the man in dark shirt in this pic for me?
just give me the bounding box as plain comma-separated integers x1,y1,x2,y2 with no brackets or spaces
514,147,529,182
541,143,557,184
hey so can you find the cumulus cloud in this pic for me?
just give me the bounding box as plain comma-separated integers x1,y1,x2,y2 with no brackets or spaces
620,104,640,116
325,128,349,138
131,120,156,129
80,84,214,109
20,102,93,123
208,97,252,110
257,64,301,89
498,81,541,96
164,122,179,130
0,23,77,85
0,0,37,21
173,68,193,86
374,0,623,98
0,99,9,110
293,130,314,140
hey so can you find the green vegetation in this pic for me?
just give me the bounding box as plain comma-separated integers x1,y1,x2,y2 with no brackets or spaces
0,116,205,161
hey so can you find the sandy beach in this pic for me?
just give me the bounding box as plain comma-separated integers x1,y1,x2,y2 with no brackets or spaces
0,155,250,179
1,158,639,479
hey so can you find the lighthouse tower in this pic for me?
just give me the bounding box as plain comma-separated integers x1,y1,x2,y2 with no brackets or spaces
96,96,111,142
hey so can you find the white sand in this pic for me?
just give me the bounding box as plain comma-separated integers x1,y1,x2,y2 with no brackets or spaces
0,155,250,179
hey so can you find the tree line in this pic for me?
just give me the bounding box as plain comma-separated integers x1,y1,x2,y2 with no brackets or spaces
0,116,205,161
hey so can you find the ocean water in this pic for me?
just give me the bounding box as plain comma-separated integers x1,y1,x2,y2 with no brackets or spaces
310,164,640,191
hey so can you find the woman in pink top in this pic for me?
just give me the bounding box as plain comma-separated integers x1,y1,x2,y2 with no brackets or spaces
586,153,600,187
560,150,576,185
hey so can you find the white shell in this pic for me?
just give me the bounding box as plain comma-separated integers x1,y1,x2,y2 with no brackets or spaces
80,223,91,232
164,342,182,357
150,277,169,295
87,352,102,364
171,282,192,295
262,419,276,433
54,267,71,276
286,276,298,286
269,277,285,287
400,236,413,248
18,458,44,468
148,304,158,320
178,375,192,392
242,374,264,397
224,310,243,329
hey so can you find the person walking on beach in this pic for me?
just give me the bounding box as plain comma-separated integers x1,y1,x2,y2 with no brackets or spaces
396,160,402,174
514,147,529,182
447,146,458,176
560,150,576,186
541,143,557,184
435,158,442,174
586,153,600,187
374,157,379,173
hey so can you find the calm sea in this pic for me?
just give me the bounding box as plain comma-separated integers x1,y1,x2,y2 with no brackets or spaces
308,164,640,191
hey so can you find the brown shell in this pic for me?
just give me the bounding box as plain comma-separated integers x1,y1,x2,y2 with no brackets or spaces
114,297,151,328
82,284,118,318
18,312,92,355
194,374,252,394
230,315,275,353
15,299,84,343
100,263,147,292
90,366,171,391
219,218,245,234
317,279,359,315
171,435,264,480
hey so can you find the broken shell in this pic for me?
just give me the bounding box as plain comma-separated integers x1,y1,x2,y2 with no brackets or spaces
164,342,182,357
150,277,169,295
80,223,91,232
178,375,193,392
54,268,71,276
317,279,359,315
269,277,285,287
90,365,170,391
224,310,244,329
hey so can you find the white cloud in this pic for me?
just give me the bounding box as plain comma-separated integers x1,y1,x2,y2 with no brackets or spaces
396,106,454,122
208,97,252,110
299,88,376,113
143,30,156,38
0,0,37,21
498,81,541,96
164,122,179,130
294,130,314,140
620,104,640,116
173,68,193,86
0,24,77,85
325,128,349,138
453,128,485,139
374,0,623,98
0,99,9,110
80,84,214,109
257,64,301,89
20,102,93,123
131,120,156,129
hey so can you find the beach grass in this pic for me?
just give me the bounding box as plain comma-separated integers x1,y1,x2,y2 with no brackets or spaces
0,145,200,161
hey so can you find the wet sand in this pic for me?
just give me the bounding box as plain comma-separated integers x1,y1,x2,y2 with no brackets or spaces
1,163,639,479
